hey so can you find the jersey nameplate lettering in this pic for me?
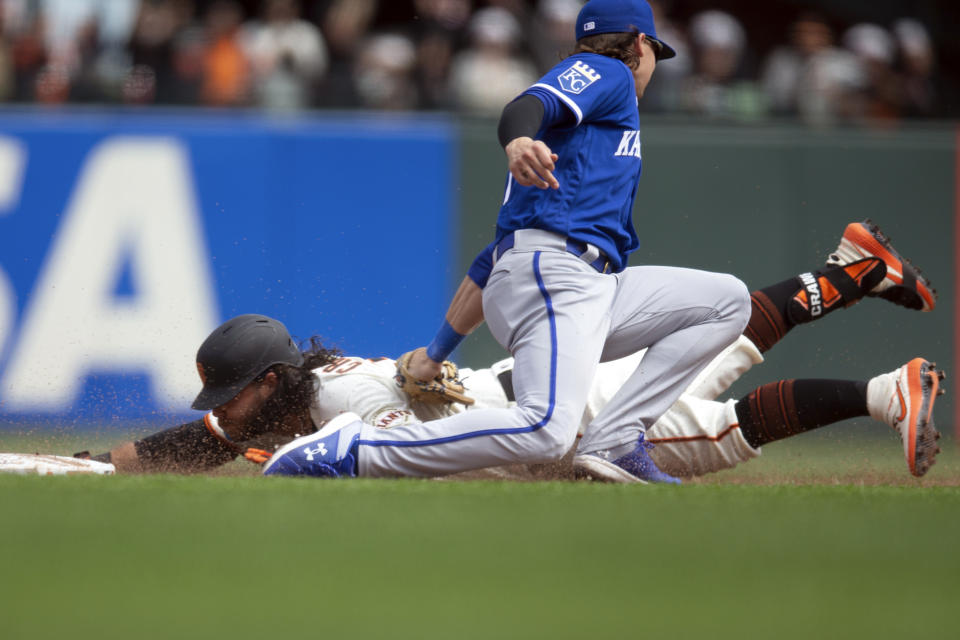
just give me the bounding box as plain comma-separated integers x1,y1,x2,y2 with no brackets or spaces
558,61,601,94
614,130,642,158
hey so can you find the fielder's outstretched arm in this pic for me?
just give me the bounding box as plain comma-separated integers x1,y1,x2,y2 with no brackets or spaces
404,244,494,379
443,275,486,336
403,276,484,380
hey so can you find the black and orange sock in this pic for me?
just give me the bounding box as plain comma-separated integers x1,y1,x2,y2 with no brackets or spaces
734,379,869,449
743,286,793,353
787,258,886,324
743,258,886,353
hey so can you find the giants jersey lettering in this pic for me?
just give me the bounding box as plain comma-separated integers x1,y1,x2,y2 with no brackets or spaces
311,357,466,428
497,53,643,271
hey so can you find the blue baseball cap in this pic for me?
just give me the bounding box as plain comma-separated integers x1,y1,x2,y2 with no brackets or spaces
576,0,677,60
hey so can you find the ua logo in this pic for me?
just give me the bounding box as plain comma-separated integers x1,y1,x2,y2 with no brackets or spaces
303,442,328,461
558,61,601,94
615,130,642,158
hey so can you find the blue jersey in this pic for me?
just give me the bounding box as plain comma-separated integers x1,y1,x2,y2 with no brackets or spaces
496,53,643,271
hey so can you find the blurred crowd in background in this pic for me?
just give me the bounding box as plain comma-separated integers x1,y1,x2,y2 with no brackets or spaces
0,0,955,126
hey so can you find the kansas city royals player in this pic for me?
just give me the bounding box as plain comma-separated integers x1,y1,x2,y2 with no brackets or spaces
265,0,754,480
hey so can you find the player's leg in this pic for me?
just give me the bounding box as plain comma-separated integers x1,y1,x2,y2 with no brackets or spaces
637,358,946,479
744,257,886,352
642,395,759,477
731,359,943,476
682,334,764,400
670,221,938,403
745,219,936,353
487,222,939,417
738,358,944,477
660,260,882,406
576,266,751,460
642,379,871,479
355,250,612,477
458,359,517,408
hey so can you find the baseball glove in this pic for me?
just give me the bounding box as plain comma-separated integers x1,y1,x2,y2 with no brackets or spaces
395,350,475,406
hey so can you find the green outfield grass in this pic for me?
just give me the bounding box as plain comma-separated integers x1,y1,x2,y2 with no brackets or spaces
2,466,959,640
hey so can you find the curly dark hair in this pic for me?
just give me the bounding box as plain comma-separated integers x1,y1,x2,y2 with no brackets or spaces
571,32,641,69
243,336,341,437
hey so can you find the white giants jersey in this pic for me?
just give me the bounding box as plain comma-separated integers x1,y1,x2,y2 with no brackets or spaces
308,356,514,430
304,351,656,437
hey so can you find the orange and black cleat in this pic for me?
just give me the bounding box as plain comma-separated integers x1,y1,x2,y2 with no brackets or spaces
826,219,937,311
867,358,945,477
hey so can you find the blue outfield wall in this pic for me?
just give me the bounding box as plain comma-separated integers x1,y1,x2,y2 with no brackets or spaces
0,110,457,424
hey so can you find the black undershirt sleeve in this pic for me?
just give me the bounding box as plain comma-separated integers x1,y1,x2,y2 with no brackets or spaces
497,94,546,148
134,420,238,473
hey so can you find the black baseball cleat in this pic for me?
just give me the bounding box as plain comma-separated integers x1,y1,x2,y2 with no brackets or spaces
826,219,937,311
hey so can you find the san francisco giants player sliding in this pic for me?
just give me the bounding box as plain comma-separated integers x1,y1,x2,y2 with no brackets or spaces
75,299,942,482
70,214,943,480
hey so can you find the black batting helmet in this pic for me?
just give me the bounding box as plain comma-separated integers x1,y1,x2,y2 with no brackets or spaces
191,314,304,410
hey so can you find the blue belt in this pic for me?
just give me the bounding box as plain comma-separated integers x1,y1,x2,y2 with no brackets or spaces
495,233,614,274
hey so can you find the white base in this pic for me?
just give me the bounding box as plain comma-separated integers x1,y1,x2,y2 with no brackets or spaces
0,453,116,475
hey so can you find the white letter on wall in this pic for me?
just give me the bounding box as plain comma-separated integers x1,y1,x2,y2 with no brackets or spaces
0,135,26,373
1,137,219,411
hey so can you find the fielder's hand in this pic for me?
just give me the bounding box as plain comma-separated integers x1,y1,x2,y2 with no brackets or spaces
395,349,475,406
505,137,559,190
